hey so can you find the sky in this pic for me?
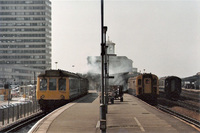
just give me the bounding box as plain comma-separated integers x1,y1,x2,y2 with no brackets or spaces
51,0,200,78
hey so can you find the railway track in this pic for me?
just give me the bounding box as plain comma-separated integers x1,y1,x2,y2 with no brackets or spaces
177,99,200,113
0,111,45,133
181,90,200,102
158,98,199,113
157,104,200,129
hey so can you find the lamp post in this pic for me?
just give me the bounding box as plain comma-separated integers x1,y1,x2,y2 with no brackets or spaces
105,54,116,105
102,26,107,106
104,27,108,113
100,0,106,132
100,27,107,132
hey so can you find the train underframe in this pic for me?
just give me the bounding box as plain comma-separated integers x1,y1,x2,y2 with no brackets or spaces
38,92,88,112
159,90,181,100
38,99,69,112
138,94,158,105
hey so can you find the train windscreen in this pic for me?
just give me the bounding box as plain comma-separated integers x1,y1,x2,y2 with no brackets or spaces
49,78,57,90
40,79,47,90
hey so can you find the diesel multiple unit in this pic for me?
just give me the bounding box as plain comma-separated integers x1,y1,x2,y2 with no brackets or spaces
159,76,182,99
36,69,88,111
128,73,159,105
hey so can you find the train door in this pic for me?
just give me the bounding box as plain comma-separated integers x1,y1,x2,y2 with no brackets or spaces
143,78,151,94
171,79,176,92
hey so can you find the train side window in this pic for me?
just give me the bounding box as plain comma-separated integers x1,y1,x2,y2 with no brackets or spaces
40,79,47,90
153,79,157,85
138,79,141,85
49,78,57,91
69,78,79,90
59,78,66,91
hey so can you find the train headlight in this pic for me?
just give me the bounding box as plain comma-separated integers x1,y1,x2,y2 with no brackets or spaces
40,95,45,99
60,95,65,99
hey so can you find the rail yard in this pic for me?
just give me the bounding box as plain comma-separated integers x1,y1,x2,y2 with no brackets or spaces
158,88,200,121
0,71,200,132
0,0,199,132
29,90,199,133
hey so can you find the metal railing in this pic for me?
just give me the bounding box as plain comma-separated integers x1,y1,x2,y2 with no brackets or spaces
0,101,40,127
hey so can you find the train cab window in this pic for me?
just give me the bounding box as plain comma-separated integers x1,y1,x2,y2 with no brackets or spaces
138,79,141,85
49,78,57,91
146,79,150,84
40,79,47,90
59,78,66,91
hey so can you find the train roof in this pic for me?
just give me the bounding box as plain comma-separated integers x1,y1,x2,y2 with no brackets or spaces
38,69,84,78
136,73,157,77
128,73,158,79
159,76,181,80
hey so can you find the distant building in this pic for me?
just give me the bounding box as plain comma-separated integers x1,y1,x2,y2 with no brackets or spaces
87,56,134,74
87,40,137,90
87,40,136,74
0,0,51,84
106,39,116,55
182,72,200,89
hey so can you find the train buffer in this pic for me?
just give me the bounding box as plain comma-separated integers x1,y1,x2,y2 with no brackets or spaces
29,90,200,133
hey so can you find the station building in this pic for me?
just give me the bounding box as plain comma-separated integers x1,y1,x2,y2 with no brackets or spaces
0,0,51,85
87,40,136,74
87,40,137,90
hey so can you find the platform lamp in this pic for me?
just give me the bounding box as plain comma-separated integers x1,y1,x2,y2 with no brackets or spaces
55,62,58,70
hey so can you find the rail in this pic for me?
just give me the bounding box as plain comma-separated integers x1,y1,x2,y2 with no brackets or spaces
0,111,44,133
157,104,200,129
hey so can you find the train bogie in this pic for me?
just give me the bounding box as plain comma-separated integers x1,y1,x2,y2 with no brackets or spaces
128,73,159,105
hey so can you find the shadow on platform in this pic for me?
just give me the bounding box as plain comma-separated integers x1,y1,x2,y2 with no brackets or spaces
78,93,99,103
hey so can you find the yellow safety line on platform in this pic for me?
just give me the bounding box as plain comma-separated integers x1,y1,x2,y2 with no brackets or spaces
134,117,145,132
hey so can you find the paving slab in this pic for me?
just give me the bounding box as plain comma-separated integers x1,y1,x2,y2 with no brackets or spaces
30,91,200,133
107,94,199,133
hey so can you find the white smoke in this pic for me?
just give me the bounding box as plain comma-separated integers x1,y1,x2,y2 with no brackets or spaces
86,56,101,74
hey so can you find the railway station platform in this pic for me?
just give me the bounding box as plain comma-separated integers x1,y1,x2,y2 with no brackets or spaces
29,90,199,133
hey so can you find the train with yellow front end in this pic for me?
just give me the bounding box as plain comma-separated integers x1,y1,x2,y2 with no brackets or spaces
36,69,88,111
128,73,159,105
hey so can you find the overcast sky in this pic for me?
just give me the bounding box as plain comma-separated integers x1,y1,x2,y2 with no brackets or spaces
51,0,200,78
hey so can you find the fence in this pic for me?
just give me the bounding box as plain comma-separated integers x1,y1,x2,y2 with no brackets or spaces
0,101,40,127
